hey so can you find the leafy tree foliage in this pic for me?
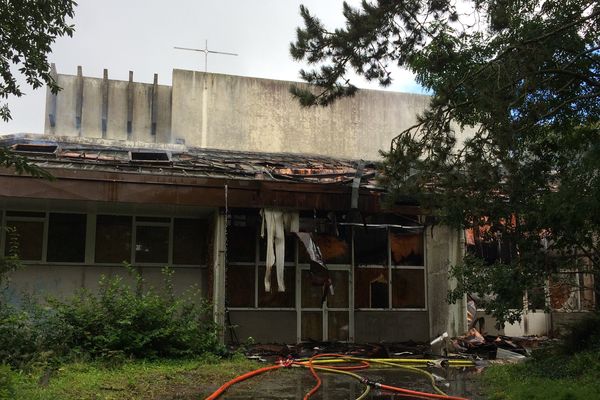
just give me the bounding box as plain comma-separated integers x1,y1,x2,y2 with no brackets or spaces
291,0,600,323
0,0,76,177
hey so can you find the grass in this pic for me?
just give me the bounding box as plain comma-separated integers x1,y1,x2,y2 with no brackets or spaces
8,355,260,400
483,347,600,400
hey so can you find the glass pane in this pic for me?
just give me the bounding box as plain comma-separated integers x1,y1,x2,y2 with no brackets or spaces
259,233,295,262
47,213,87,262
173,218,207,265
226,266,255,307
354,227,387,266
302,270,324,308
135,225,169,263
95,215,132,263
328,311,349,342
301,311,322,341
227,226,256,262
392,269,425,308
390,231,424,266
258,266,295,307
328,270,349,308
355,267,388,308
5,221,44,260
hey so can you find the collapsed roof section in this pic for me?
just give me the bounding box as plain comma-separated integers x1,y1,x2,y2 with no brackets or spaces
2,134,380,188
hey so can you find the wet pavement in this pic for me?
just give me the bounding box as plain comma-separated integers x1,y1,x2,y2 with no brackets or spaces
212,366,486,399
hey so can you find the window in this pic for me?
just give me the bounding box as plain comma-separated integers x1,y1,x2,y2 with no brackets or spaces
1,211,208,267
47,213,87,262
95,215,132,263
225,213,296,309
173,218,206,265
135,217,170,264
354,226,426,310
4,211,45,261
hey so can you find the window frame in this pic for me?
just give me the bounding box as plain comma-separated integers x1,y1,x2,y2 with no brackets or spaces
0,210,208,268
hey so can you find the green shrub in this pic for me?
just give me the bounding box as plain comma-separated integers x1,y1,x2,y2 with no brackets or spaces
562,313,600,354
0,266,222,367
0,365,16,400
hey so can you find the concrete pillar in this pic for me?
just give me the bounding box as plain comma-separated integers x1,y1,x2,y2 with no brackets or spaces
211,211,227,343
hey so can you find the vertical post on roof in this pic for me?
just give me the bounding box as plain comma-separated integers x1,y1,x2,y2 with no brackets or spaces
75,65,83,135
127,71,134,140
101,68,109,139
47,63,58,130
151,73,158,140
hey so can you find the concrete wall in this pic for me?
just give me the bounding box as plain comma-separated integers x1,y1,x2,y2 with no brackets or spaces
426,225,467,339
7,265,208,303
171,70,432,160
228,311,297,343
45,72,172,142
354,311,429,342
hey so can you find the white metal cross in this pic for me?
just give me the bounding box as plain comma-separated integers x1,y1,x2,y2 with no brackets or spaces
174,40,238,74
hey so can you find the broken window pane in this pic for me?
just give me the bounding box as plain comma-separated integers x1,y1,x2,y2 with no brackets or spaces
135,225,169,263
5,220,44,261
95,215,132,263
299,230,351,264
354,227,387,266
227,226,256,262
328,270,349,308
390,230,424,266
173,218,207,265
355,267,389,308
301,311,322,341
258,266,295,307
328,311,349,342
226,266,255,307
392,269,425,308
47,213,87,262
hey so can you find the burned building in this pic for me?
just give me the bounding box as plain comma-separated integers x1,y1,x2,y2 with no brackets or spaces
0,67,472,343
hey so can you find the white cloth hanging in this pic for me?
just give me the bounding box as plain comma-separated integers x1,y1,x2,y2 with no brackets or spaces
260,209,299,292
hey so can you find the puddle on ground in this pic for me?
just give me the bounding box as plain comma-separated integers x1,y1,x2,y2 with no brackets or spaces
204,366,486,399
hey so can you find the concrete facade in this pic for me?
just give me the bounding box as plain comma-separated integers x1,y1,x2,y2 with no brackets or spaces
45,68,441,160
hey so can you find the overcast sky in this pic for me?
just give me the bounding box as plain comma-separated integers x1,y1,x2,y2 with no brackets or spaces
0,0,423,134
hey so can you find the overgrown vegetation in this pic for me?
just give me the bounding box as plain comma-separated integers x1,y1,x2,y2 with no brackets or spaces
485,313,600,399
2,356,258,400
0,265,222,370
291,0,600,325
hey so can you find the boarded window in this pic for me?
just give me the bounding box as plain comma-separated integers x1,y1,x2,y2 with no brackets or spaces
5,220,44,261
355,267,388,308
95,215,132,263
135,225,169,263
226,266,255,307
258,266,295,307
47,213,86,262
390,231,424,266
354,227,387,266
173,218,206,265
392,269,425,308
